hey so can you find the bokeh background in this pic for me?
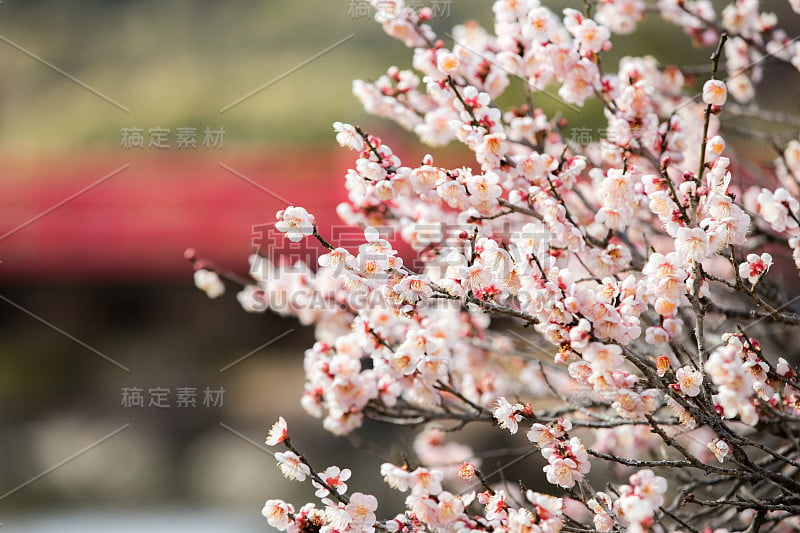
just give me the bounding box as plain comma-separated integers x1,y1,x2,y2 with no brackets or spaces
0,1,797,531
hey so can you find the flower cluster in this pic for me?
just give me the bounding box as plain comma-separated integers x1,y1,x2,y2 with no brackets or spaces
589,469,668,532
192,0,800,531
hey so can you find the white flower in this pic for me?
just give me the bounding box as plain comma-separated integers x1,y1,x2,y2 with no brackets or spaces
261,499,294,530
484,490,508,520
393,275,432,304
275,206,316,242
702,79,727,106
265,416,288,446
777,357,794,377
542,437,590,489
345,492,378,532
675,227,712,264
630,469,668,507
573,19,610,53
465,171,501,201
313,466,351,497
436,51,460,74
493,396,523,434
754,187,800,232
318,247,352,274
236,285,267,313
526,7,555,42
193,269,225,298
333,122,364,151
544,457,582,488
380,462,411,492
738,253,773,284
676,366,703,397
435,491,464,524
705,135,725,161
707,438,730,462
582,342,624,372
527,423,558,448
410,467,443,496
275,451,311,481
458,462,476,480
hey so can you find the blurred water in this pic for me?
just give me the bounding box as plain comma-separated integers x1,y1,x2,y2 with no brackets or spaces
2,509,269,532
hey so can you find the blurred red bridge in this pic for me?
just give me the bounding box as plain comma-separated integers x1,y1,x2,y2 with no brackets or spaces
0,150,357,282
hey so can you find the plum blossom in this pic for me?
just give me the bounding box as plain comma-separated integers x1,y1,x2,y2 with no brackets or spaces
596,0,645,33
528,418,572,448
380,462,411,492
675,227,712,263
493,396,524,434
458,461,476,481
747,187,800,233
708,439,730,462
265,416,288,446
582,342,625,372
195,1,800,530
410,467,443,496
702,79,727,106
738,252,773,284
544,457,583,488
572,18,611,53
706,336,760,426
629,469,668,508
236,285,266,313
344,492,378,532
333,122,364,151
597,469,668,530
193,269,225,298
262,499,294,530
436,51,460,74
275,451,311,482
312,466,351,498
676,366,703,397
275,206,316,242
542,437,591,489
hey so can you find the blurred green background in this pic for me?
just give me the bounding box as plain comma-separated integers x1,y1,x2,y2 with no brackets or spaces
0,1,796,531
0,0,725,154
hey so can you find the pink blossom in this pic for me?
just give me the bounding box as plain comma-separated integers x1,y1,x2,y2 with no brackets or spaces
458,461,476,481
493,396,524,434
194,1,800,530
544,456,583,488
193,269,225,299
675,227,712,263
484,490,508,520
333,122,364,151
410,466,443,496
345,492,378,531
572,19,611,53
265,416,288,446
380,462,411,492
275,451,311,482
582,342,625,372
262,499,294,531
702,79,727,106
738,252,773,284
629,469,668,507
707,439,730,462
676,366,703,397
436,51,460,74
543,437,591,488
312,466,351,498
275,206,316,242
